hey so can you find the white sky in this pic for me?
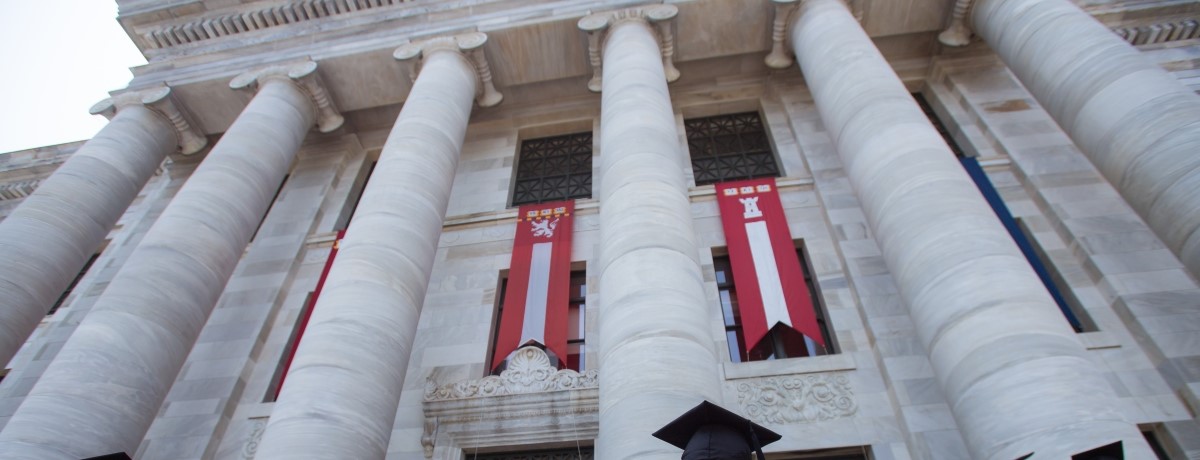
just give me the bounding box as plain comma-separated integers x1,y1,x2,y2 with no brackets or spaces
0,1,147,154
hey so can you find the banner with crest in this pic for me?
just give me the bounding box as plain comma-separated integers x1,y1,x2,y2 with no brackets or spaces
715,178,824,353
491,200,575,370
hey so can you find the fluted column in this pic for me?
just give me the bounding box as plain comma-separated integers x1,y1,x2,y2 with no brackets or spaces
580,7,723,460
0,87,204,368
253,34,500,460
784,1,1152,458
0,61,341,460
952,0,1200,276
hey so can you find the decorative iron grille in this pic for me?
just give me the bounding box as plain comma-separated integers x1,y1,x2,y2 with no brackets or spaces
474,447,594,460
512,132,593,206
685,112,780,185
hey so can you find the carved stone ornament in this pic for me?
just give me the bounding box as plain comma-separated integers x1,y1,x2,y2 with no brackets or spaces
764,0,865,69
230,60,345,133
938,0,974,47
393,32,504,108
421,347,598,459
577,4,680,92
735,373,857,424
90,86,208,155
425,346,597,401
241,417,268,460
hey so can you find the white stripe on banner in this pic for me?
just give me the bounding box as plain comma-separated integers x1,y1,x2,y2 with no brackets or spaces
745,220,792,328
521,242,553,346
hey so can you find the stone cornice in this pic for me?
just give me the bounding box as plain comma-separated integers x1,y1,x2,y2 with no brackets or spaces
89,86,208,155
938,0,1200,47
578,4,680,93
230,60,346,133
137,0,417,50
393,32,504,108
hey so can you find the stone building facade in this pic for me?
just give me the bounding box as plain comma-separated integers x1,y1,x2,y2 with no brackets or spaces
0,0,1199,459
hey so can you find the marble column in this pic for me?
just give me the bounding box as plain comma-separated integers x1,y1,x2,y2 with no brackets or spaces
0,61,341,460
252,34,501,460
950,0,1200,276
579,7,724,460
0,87,204,368
782,1,1153,458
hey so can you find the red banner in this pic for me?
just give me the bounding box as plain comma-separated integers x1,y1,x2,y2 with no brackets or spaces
492,201,574,371
277,229,344,396
715,178,824,352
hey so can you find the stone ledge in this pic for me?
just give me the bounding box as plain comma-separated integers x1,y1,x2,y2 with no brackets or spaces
722,352,857,380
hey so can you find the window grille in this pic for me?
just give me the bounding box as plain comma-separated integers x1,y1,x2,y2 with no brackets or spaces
685,112,780,186
512,132,593,206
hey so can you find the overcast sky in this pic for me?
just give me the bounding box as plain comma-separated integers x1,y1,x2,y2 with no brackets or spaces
0,1,147,154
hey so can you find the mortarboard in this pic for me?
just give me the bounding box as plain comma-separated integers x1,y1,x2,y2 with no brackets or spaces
652,400,782,460
82,454,132,460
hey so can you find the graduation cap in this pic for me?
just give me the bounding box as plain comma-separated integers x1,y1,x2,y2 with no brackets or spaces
1072,441,1123,460
652,400,782,460
82,454,132,460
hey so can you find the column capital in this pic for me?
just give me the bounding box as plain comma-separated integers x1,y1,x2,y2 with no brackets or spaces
393,32,504,108
577,4,680,92
89,86,208,155
230,60,345,133
764,0,865,69
938,0,975,46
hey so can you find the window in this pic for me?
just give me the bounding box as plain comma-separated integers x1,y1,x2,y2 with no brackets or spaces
913,92,1096,332
685,112,780,186
716,244,834,363
49,248,104,315
489,269,587,373
512,132,592,206
265,231,343,402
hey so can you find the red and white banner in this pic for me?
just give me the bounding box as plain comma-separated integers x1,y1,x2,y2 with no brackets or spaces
715,178,824,352
491,201,575,371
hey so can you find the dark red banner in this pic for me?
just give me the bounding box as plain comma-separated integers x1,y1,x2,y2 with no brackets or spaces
492,201,574,370
715,178,823,352
277,230,344,396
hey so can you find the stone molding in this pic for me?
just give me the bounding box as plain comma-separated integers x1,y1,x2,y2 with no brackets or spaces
140,0,411,49
422,347,598,459
424,347,597,401
764,0,865,69
393,32,505,108
578,4,680,92
1112,17,1200,45
241,417,268,460
89,86,208,155
230,60,345,133
0,180,41,201
734,373,858,424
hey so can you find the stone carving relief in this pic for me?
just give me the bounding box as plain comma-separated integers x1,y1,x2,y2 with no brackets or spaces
241,417,269,460
424,346,597,401
735,373,857,424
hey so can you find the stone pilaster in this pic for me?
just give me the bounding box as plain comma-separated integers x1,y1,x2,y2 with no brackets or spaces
252,33,499,460
786,0,1153,458
0,61,335,459
0,86,202,371
579,6,724,460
